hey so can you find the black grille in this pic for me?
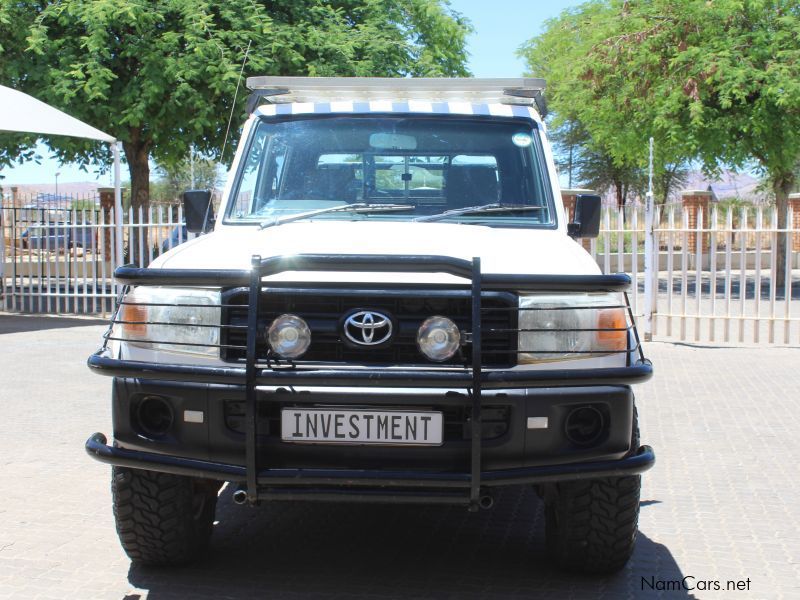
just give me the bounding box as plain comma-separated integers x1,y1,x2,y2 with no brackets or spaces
221,287,517,367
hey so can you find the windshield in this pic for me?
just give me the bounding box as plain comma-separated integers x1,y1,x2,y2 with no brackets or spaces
225,115,555,227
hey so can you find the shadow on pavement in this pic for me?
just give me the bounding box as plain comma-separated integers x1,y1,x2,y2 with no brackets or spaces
127,486,695,600
0,313,106,334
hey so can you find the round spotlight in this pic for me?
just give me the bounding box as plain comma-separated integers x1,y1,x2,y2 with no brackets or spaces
417,316,461,362
267,314,311,359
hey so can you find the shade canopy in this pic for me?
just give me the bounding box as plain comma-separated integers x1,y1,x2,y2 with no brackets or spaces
0,84,123,273
0,85,114,143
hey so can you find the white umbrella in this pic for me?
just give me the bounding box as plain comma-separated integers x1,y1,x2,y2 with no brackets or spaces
0,85,123,268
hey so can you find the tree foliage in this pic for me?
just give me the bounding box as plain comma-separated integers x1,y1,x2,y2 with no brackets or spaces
152,154,222,204
0,0,471,203
521,0,800,276
548,117,688,206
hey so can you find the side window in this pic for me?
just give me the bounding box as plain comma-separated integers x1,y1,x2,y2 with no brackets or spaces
231,127,269,217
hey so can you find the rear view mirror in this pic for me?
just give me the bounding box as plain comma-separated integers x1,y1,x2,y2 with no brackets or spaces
369,133,417,150
183,190,214,234
567,194,601,239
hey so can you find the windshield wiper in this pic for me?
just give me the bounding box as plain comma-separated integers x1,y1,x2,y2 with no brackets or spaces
414,203,545,223
259,202,414,230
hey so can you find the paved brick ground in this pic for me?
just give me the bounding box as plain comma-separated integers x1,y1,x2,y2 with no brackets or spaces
0,313,798,599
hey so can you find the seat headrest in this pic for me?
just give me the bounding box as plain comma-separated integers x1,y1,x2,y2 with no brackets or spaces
446,164,499,209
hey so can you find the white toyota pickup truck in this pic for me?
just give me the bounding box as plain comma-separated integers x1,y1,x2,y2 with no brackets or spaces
86,77,654,574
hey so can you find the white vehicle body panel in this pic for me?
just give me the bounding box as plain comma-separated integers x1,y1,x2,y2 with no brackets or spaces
120,95,624,374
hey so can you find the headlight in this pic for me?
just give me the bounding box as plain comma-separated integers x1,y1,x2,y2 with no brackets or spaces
116,287,221,357
517,293,628,363
417,316,461,362
267,314,311,359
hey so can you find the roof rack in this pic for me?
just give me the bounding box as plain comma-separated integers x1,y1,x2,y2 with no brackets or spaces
244,77,547,116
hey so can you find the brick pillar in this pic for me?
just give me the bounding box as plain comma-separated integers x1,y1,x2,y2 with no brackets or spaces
11,186,19,207
789,193,800,252
98,187,115,260
561,188,595,250
681,190,712,253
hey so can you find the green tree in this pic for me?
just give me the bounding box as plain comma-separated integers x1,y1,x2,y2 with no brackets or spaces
549,117,687,207
548,118,643,208
0,0,470,256
521,0,800,284
152,154,222,204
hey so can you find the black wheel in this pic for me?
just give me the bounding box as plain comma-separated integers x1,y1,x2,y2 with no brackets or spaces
111,467,219,566
543,407,642,574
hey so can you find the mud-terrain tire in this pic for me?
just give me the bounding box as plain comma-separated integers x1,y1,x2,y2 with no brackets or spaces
543,407,642,574
111,467,218,566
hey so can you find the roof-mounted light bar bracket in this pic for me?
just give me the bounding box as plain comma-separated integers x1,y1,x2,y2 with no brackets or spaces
244,77,547,116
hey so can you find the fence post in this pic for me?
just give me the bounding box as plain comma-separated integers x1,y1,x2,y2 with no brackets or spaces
561,188,593,251
644,192,655,341
789,193,800,252
643,137,655,341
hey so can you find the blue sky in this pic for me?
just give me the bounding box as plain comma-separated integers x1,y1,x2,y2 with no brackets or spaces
0,0,581,186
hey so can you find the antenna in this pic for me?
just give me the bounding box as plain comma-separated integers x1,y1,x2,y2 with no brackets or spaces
221,40,252,164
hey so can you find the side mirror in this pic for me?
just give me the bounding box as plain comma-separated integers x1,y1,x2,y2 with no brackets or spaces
567,194,601,239
183,190,214,234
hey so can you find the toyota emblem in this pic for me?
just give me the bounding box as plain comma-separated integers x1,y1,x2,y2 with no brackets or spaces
343,310,393,346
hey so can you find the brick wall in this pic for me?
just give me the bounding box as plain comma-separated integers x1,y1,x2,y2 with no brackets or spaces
681,190,712,253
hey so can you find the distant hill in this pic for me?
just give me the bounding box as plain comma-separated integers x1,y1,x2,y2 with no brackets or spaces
595,168,769,207
682,169,767,203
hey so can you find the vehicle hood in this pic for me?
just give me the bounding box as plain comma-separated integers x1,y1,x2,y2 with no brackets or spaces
151,221,599,283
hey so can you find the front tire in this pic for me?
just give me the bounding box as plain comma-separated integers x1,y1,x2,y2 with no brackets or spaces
543,407,642,574
111,467,219,566
544,474,641,574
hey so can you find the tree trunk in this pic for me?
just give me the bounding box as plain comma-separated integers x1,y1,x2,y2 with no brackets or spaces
773,175,794,291
614,178,625,223
615,182,624,210
123,133,151,267
567,145,574,189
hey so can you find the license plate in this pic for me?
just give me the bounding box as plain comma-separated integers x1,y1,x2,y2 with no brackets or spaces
281,408,443,446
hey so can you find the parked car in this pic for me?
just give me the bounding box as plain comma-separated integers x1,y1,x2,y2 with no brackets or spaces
20,222,95,250
86,77,654,574
160,224,188,253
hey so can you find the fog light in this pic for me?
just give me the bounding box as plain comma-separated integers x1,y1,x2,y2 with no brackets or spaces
136,396,174,437
417,316,460,362
267,314,311,359
564,405,606,447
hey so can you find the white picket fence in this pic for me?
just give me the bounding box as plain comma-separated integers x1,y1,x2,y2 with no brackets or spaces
588,204,799,345
0,204,190,316
1,202,798,344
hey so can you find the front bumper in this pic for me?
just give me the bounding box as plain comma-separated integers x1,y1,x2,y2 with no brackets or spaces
88,253,655,509
85,374,655,507
86,432,654,500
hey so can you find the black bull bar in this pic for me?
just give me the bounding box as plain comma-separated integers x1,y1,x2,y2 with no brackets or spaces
86,254,654,510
